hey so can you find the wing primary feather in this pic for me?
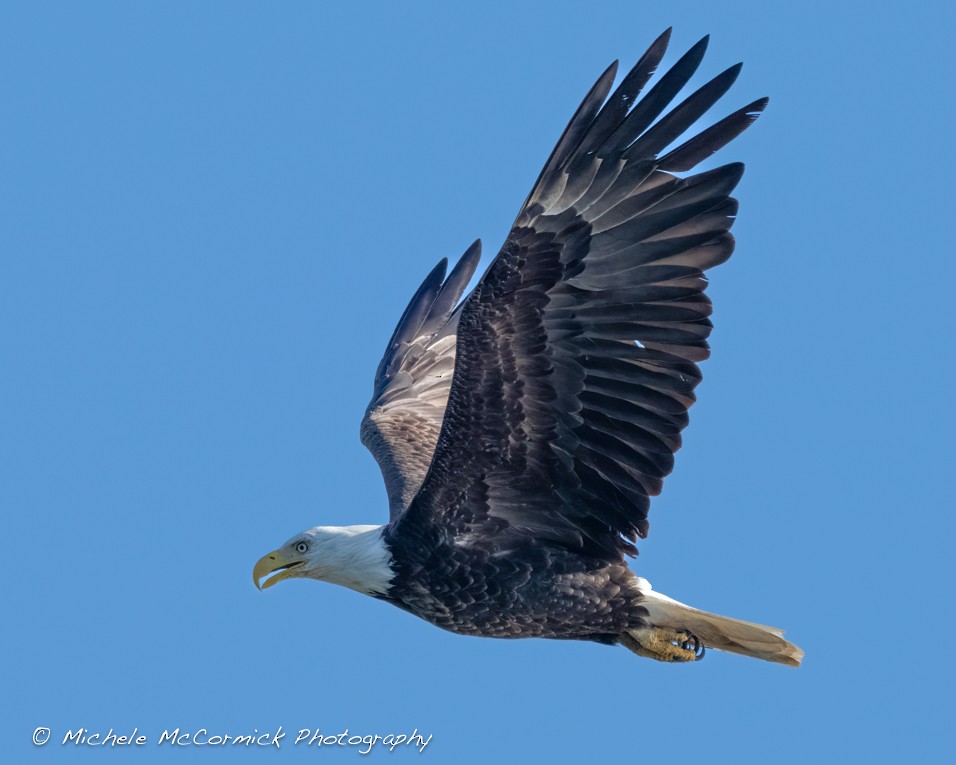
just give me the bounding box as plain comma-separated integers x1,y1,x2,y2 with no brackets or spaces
374,258,447,385
523,61,619,211
623,63,743,160
658,97,769,171
599,35,710,158
425,239,482,335
576,28,673,158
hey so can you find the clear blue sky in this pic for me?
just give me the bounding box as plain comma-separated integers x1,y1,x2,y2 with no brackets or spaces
4,1,954,762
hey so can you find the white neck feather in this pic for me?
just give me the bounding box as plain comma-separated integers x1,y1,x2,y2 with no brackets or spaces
301,525,394,596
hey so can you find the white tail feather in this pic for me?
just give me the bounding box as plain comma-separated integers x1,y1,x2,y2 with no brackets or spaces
635,579,803,667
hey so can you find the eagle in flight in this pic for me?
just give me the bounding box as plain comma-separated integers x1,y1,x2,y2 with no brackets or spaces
254,29,803,666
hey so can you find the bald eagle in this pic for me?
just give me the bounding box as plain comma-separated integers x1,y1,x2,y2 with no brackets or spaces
253,30,803,666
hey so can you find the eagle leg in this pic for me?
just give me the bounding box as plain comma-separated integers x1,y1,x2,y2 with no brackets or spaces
619,626,705,662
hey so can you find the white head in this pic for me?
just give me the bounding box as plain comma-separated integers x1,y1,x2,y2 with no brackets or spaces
253,524,394,596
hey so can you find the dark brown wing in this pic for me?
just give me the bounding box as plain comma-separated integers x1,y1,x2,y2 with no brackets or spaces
361,241,481,519
390,30,767,561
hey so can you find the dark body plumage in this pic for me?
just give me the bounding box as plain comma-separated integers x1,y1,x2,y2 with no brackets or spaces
383,539,643,643
361,31,768,645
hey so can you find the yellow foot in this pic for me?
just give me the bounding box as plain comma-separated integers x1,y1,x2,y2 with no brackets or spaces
620,626,706,662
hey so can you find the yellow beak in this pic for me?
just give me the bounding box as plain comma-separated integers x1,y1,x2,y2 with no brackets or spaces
253,549,304,590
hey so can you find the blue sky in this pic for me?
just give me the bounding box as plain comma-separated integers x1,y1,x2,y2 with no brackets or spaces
4,1,954,762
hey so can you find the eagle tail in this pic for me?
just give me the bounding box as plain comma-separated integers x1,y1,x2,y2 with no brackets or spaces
633,579,804,667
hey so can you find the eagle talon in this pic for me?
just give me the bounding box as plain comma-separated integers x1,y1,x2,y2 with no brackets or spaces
675,630,705,660
622,627,703,663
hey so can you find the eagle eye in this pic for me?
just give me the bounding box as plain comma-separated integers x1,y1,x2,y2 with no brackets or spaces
295,541,309,554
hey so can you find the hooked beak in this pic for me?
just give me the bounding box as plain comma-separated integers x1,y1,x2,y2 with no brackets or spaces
253,549,305,591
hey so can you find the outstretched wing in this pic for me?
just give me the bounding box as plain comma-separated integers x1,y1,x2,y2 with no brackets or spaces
392,30,767,561
361,241,481,519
